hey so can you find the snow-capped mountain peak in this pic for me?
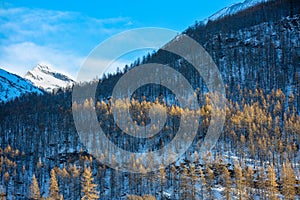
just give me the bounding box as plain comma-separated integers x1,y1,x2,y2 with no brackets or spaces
0,68,43,102
24,64,75,92
35,64,52,72
206,0,269,22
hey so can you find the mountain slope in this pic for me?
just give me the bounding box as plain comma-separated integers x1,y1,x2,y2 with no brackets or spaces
206,0,268,22
0,0,299,199
0,68,43,102
24,64,75,92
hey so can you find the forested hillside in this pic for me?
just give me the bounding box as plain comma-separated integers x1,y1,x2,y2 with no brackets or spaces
0,0,299,199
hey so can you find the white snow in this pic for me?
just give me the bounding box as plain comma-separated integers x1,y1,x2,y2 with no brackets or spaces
24,64,75,92
205,0,269,23
0,67,43,102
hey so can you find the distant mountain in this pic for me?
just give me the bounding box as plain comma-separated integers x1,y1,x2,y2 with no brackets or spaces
24,64,75,92
0,68,43,102
204,0,268,23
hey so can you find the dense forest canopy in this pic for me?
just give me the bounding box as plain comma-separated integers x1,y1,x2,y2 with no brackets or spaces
0,0,299,199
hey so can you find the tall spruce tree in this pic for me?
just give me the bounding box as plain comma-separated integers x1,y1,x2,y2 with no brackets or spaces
49,169,60,200
29,175,40,200
81,167,99,200
267,165,279,200
281,160,296,200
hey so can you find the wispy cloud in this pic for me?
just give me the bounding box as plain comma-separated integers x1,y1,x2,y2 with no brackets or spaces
0,7,134,78
0,42,83,78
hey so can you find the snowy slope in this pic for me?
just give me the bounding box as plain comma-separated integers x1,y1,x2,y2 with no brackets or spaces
0,68,43,102
207,0,268,22
24,64,75,92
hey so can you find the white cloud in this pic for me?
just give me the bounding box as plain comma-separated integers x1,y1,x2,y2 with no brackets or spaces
0,7,132,46
77,57,129,82
0,42,83,78
0,42,139,81
0,7,134,79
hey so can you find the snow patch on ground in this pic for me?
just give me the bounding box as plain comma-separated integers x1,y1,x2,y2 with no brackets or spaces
205,0,269,23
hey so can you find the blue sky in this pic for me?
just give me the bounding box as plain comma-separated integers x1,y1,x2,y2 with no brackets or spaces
0,0,241,79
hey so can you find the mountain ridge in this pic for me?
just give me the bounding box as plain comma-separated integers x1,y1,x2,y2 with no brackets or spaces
205,0,269,23
24,64,75,92
0,67,43,102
